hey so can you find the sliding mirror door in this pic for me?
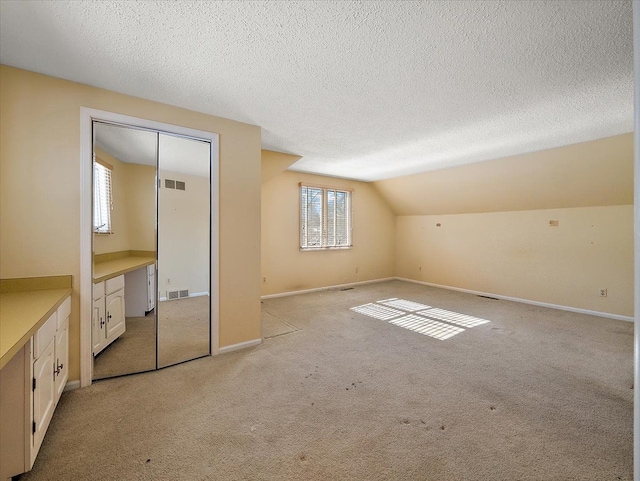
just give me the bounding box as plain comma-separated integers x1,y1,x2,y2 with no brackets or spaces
92,122,158,379
157,133,211,368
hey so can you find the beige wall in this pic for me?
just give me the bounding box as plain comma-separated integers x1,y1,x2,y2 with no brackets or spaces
0,65,262,381
375,133,633,216
158,170,209,297
396,206,633,317
261,170,396,295
93,148,156,255
123,162,156,252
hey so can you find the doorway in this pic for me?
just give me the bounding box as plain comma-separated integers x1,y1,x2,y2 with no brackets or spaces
79,108,220,386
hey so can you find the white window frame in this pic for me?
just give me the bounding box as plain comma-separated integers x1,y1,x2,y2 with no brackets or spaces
300,183,352,250
93,157,113,234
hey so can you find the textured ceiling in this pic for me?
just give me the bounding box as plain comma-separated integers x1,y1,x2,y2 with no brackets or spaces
0,1,633,181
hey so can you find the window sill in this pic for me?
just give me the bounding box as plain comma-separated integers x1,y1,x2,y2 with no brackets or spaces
300,246,353,252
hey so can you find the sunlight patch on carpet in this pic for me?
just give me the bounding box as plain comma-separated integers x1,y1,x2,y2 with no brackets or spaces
417,308,490,328
351,303,404,321
378,298,431,311
350,298,491,341
389,314,464,340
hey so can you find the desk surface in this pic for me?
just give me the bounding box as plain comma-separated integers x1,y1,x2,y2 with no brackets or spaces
0,287,72,370
93,256,155,283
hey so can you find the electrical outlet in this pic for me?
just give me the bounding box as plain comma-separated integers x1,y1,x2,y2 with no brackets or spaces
355,267,359,274
262,277,267,283
167,278,171,285
599,288,607,297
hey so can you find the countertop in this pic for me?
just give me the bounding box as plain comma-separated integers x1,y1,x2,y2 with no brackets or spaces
93,256,155,283
0,276,72,370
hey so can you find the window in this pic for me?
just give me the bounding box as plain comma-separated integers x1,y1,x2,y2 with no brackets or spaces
300,184,352,249
93,159,113,233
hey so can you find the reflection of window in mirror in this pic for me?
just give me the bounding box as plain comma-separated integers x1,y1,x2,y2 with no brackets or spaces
93,156,113,234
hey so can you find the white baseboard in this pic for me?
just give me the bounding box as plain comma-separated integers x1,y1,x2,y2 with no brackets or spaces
261,277,396,300
64,380,81,392
218,338,262,354
396,277,634,322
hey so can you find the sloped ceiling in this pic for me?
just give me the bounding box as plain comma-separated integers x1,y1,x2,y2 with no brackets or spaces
374,133,634,216
0,1,633,181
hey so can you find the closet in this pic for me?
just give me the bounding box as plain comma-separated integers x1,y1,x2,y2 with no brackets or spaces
91,121,212,379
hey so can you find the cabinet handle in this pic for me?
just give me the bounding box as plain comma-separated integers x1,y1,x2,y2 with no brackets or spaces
100,317,105,328
107,312,112,322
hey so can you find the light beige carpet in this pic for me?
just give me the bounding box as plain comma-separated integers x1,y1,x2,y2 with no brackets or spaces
262,307,300,338
157,296,210,368
23,280,633,480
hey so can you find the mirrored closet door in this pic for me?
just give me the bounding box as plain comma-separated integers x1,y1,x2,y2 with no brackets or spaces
157,133,211,368
91,121,211,380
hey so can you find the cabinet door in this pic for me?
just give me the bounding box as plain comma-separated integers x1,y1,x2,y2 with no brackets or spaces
92,298,107,355
105,289,126,341
54,324,68,402
32,339,55,464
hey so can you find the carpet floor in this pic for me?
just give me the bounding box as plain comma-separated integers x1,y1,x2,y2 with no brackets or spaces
20,280,633,480
93,296,210,379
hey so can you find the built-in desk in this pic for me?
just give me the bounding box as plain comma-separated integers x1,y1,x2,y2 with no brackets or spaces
0,275,72,480
92,251,156,356
93,252,155,283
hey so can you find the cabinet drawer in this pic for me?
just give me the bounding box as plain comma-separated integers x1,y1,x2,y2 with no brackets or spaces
105,275,124,295
33,312,57,359
93,281,105,300
56,296,71,330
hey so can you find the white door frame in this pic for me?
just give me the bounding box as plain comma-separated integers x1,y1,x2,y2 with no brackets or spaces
79,107,220,387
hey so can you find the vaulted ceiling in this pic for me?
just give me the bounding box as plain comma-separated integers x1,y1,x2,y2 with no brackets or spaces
0,1,633,181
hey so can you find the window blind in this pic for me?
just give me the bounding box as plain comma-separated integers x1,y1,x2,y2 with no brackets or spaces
93,161,113,233
300,185,351,249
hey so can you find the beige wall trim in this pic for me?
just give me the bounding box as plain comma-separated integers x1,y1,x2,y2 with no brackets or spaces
218,338,262,354
261,277,396,300
0,275,72,293
63,380,81,392
396,277,634,323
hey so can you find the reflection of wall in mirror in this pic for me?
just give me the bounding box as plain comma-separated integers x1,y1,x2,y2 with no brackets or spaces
93,147,156,255
158,169,209,299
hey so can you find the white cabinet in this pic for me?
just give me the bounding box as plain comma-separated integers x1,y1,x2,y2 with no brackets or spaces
147,264,155,312
53,295,70,403
93,275,126,356
31,295,70,466
32,338,55,462
0,294,71,480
